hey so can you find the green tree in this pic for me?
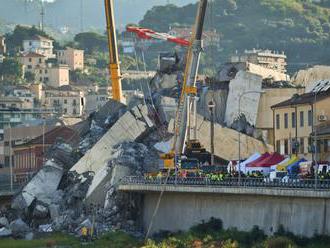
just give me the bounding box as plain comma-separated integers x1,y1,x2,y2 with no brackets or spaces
0,57,23,83
74,32,108,54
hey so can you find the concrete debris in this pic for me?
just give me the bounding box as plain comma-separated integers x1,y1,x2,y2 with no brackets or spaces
154,140,172,153
38,224,53,233
10,218,30,238
12,160,63,211
32,203,49,219
0,217,9,228
292,65,330,87
225,71,263,126
0,227,12,237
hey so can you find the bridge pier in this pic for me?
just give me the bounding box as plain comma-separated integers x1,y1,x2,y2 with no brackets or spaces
119,183,330,237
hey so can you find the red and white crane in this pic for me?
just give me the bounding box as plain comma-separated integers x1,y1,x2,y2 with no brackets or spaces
126,26,190,47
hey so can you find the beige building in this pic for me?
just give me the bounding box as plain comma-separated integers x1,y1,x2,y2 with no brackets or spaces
47,65,69,88
23,35,55,59
256,86,305,144
271,90,330,160
19,53,69,87
231,49,287,74
57,47,84,71
43,85,85,117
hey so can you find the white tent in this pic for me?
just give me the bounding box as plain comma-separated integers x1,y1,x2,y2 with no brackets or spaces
239,153,261,174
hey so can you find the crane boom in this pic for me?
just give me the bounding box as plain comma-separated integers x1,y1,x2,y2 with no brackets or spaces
104,0,123,102
173,0,208,155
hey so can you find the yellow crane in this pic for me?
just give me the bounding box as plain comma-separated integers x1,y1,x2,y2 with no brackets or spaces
104,0,123,102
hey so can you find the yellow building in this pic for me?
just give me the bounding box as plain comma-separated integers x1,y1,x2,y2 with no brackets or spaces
271,90,330,160
57,47,84,71
256,86,304,144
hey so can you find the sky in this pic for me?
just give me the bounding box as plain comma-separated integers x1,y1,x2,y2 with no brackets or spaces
0,0,196,33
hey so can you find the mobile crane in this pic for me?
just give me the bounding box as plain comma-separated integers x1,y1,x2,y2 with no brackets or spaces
104,0,123,102
161,0,210,170
105,0,210,170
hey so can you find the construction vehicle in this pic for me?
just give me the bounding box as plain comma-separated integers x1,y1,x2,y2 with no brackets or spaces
104,0,123,102
161,0,210,170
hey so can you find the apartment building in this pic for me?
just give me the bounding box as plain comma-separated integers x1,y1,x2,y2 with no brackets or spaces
43,85,85,117
19,53,69,87
23,35,55,59
57,47,84,71
256,86,305,144
231,49,287,74
271,90,330,160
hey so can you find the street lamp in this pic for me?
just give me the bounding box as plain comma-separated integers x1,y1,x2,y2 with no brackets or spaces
208,100,215,165
238,90,264,185
313,90,320,189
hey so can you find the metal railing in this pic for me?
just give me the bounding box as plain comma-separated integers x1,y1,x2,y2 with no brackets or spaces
121,176,330,190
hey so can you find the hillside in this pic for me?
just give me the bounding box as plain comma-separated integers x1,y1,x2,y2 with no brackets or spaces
0,0,195,33
139,0,330,73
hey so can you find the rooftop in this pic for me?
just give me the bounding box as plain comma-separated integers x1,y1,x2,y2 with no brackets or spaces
27,35,53,41
271,89,330,109
19,52,46,58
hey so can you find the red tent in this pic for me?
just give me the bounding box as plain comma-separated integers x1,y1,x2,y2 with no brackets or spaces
246,153,270,167
252,153,284,168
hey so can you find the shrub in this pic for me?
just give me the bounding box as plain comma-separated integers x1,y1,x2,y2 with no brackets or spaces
266,236,296,248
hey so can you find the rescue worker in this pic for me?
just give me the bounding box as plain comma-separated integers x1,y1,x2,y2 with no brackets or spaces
81,226,88,242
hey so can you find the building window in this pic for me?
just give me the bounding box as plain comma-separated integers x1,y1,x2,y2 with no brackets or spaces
39,69,42,73
300,138,304,154
284,113,288,129
317,140,321,154
291,138,298,154
29,41,32,46
64,99,67,104
27,65,32,69
300,111,304,127
284,139,289,155
45,69,48,74
64,108,67,114
276,140,281,153
308,110,313,126
39,58,42,63
73,108,77,115
291,112,296,128
324,139,328,153
276,114,280,129
28,58,32,62
73,99,77,106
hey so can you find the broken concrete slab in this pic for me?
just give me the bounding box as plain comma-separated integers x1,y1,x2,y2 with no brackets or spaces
10,218,30,238
0,227,12,237
12,160,63,210
225,71,263,126
70,104,153,175
0,217,9,228
168,115,273,161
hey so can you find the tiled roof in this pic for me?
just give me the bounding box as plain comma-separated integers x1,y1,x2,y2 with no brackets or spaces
20,52,45,58
271,89,330,109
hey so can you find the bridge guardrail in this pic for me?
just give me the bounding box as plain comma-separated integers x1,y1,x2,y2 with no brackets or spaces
120,176,330,190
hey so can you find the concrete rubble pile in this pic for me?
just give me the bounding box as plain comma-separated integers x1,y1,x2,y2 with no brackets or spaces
1,100,159,239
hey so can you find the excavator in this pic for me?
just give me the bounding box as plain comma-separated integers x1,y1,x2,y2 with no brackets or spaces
104,0,210,172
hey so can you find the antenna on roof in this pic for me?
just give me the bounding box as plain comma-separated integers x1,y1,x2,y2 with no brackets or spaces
40,0,45,31
80,0,84,32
